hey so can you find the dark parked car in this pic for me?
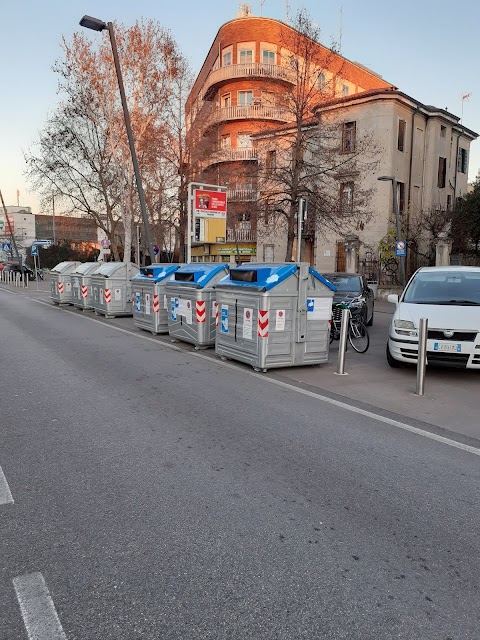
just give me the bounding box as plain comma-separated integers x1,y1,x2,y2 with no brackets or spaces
2,264,36,281
324,273,375,325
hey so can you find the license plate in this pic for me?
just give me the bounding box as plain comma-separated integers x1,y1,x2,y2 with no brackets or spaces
433,342,461,353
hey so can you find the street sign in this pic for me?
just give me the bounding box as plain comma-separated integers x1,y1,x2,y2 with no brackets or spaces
395,240,406,257
2,242,11,252
101,239,111,249
33,240,51,248
31,245,38,256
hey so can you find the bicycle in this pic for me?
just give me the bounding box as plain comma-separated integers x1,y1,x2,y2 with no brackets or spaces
329,301,370,353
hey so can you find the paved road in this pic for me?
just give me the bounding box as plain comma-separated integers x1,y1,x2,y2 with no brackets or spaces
1,290,480,639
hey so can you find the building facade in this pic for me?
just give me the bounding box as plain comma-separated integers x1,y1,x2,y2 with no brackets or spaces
186,7,393,263
256,89,477,276
0,207,36,261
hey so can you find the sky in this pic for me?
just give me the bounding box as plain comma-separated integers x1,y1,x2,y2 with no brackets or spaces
1,0,479,214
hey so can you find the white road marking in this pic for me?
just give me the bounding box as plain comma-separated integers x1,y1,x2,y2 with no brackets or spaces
0,465,14,505
0,286,19,295
13,572,68,640
29,297,480,458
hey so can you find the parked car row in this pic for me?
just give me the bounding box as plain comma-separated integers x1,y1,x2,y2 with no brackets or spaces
0,263,38,280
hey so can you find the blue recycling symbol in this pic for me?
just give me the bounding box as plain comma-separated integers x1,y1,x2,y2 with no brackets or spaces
307,299,315,312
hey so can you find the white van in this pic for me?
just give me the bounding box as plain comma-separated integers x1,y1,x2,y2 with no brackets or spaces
387,266,480,369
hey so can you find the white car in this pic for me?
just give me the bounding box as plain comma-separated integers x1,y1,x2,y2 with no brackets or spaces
387,266,480,369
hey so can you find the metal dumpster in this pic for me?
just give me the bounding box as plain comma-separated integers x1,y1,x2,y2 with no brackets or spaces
166,263,229,348
132,264,181,334
50,261,82,305
72,262,102,310
91,262,139,318
214,262,335,371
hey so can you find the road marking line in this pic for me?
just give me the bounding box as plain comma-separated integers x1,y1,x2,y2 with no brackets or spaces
13,572,68,640
28,297,480,457
0,285,19,295
0,466,14,505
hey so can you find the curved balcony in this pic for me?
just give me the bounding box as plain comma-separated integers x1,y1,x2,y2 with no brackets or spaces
227,225,257,243
207,148,258,166
207,104,290,128
203,63,295,100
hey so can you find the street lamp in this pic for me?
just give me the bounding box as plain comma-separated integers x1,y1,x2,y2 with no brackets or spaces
377,176,406,287
79,15,155,264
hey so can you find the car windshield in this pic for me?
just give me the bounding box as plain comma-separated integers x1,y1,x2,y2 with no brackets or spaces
403,270,480,305
325,275,362,293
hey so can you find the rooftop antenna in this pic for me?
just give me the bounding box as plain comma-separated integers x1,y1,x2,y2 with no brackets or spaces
339,6,343,54
259,0,265,16
285,0,290,24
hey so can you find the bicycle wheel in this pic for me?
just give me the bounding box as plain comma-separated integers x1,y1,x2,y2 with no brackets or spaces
348,319,369,353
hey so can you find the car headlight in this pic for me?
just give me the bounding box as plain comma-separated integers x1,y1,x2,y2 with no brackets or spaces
394,319,416,330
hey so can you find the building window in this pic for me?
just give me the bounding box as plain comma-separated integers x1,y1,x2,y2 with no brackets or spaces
262,49,275,64
398,119,406,152
438,157,447,188
440,125,446,139
341,122,356,152
341,84,349,97
397,181,405,214
238,90,253,105
221,134,231,148
458,148,468,174
237,133,252,148
317,72,326,91
266,150,276,173
340,182,354,213
447,194,452,210
222,51,232,67
239,49,253,64
221,93,231,107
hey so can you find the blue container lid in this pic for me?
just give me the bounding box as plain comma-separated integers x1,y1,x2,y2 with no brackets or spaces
132,264,179,283
167,263,228,288
216,263,336,292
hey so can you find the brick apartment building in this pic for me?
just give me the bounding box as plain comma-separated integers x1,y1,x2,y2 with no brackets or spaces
186,5,393,263
35,215,99,247
187,7,477,277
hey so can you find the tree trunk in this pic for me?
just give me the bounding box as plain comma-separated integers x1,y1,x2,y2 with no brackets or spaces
284,203,297,262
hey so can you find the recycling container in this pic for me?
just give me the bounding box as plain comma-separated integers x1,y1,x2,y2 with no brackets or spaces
166,263,229,348
214,262,335,371
50,261,82,305
132,264,181,334
91,262,139,318
71,262,103,310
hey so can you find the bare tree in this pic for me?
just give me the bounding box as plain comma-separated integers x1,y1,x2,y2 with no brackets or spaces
256,10,379,261
25,21,185,262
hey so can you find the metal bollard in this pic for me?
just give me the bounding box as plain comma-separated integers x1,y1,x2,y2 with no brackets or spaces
416,317,428,396
335,307,350,376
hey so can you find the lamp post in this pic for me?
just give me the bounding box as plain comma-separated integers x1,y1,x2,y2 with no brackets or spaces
377,176,406,287
79,15,155,264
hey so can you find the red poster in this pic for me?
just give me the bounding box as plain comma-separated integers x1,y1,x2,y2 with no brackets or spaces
194,189,227,218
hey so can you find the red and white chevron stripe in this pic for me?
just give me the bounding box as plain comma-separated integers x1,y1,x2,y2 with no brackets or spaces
153,294,160,313
104,288,111,303
214,301,219,327
57,282,64,294
81,285,88,299
258,309,269,338
196,300,206,323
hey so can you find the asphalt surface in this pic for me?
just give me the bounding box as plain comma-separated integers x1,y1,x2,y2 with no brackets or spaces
1,289,480,639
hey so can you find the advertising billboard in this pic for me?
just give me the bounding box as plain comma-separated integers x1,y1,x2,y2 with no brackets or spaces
194,189,227,219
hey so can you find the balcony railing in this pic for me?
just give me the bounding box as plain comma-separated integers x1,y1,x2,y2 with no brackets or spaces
208,104,290,127
227,225,257,242
227,189,257,201
202,63,296,100
205,148,258,166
